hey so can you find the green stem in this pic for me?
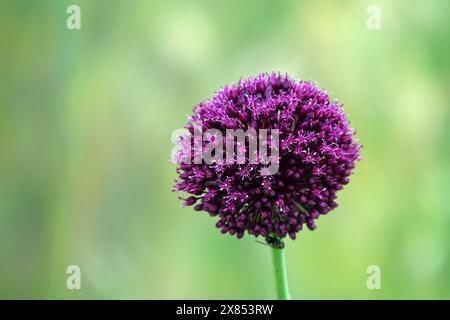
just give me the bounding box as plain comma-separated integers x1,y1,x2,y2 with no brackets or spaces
271,247,290,300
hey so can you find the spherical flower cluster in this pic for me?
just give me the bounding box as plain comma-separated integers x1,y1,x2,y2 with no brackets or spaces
173,73,360,240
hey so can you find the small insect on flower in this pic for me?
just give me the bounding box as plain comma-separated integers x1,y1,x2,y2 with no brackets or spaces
256,235,285,249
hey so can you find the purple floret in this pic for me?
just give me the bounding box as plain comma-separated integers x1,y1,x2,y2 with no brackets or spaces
173,72,360,240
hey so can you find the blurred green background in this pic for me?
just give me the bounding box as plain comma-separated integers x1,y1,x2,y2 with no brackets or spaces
0,0,449,299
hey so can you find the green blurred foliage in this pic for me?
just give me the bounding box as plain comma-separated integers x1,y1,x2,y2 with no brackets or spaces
0,0,449,299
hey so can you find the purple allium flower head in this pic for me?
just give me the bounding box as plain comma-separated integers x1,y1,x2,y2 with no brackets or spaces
173,72,360,240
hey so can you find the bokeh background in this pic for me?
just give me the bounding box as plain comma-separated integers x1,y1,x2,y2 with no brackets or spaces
0,0,449,299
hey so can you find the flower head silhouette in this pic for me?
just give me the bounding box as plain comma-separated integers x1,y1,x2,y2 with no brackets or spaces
173,72,360,240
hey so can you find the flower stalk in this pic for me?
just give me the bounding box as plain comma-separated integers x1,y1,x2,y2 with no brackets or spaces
271,245,290,300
